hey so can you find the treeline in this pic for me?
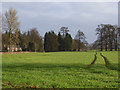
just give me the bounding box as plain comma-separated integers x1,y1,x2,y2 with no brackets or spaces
43,27,88,52
91,24,120,51
2,28,44,52
2,8,88,52
2,27,88,52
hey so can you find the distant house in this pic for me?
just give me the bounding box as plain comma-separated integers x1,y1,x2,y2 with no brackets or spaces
3,45,22,52
7,46,22,52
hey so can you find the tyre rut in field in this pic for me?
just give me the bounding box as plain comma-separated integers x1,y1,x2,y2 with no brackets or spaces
100,53,119,71
88,53,97,66
88,53,119,71
100,53,109,67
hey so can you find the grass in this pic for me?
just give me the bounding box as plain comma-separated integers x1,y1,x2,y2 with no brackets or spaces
2,51,119,88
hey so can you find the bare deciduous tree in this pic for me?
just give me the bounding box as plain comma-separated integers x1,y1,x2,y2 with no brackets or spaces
75,30,86,51
3,8,20,52
60,27,69,37
96,24,104,51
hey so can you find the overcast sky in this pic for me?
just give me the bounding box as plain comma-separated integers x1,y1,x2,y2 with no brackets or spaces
2,2,118,44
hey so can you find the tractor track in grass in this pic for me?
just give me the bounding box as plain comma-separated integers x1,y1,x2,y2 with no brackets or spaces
88,53,97,66
100,53,119,71
88,52,119,71
88,53,109,67
100,53,109,67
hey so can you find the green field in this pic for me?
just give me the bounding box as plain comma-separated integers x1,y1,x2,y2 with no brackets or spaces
2,51,119,88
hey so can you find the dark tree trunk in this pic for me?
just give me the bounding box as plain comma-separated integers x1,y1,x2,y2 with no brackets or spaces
100,31,103,51
110,42,113,51
105,42,108,51
115,44,117,51
78,39,80,51
100,39,103,51
114,35,118,51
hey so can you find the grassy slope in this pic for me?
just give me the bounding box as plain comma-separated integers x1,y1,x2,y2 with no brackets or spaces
2,51,118,88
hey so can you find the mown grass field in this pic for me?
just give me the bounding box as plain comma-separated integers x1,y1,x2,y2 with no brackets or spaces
2,51,119,88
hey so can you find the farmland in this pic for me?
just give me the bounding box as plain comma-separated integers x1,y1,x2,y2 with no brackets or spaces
2,51,119,88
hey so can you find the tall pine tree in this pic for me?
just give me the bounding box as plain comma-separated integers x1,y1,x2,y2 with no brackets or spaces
44,31,59,52
58,32,64,51
64,33,72,51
